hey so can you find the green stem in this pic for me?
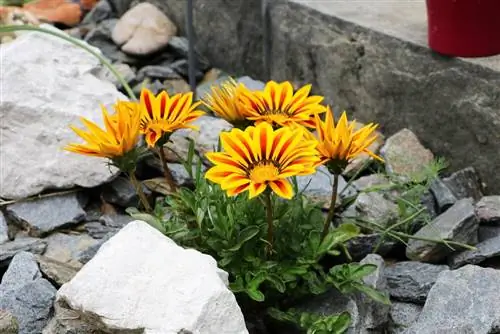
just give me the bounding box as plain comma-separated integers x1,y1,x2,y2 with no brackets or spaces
322,173,339,240
0,25,136,100
129,172,152,213
157,147,178,192
264,190,274,256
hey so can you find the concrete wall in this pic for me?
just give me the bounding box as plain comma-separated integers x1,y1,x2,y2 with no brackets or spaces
156,0,500,193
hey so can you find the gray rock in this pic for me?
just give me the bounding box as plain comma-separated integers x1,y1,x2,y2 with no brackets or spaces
405,265,500,333
381,129,434,179
0,211,9,245
475,196,500,225
385,261,449,304
406,198,478,263
1,252,42,291
429,178,457,214
297,165,357,210
84,221,116,239
43,232,99,266
132,79,165,96
94,62,136,89
0,237,47,266
99,214,135,228
35,255,81,287
167,36,211,72
442,167,483,202
0,252,57,334
236,76,266,91
136,65,182,82
352,174,392,192
478,226,500,242
343,192,398,229
75,237,108,264
169,59,204,81
144,160,200,189
42,302,97,334
345,233,396,261
388,302,422,334
449,235,500,269
85,214,134,239
0,309,19,334
81,0,114,25
102,176,151,208
419,191,438,223
6,193,86,237
107,0,134,17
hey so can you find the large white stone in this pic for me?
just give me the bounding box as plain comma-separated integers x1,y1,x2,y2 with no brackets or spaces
56,220,248,334
0,25,122,199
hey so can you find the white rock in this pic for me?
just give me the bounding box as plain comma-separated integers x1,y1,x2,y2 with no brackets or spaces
111,3,177,56
56,220,248,334
0,25,123,199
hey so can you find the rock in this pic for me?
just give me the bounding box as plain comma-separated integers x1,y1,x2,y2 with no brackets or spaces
132,79,165,96
406,198,478,263
478,226,500,242
387,302,422,334
442,167,484,202
55,221,248,333
342,192,398,230
297,165,357,210
0,309,19,334
1,26,123,199
167,36,211,71
81,0,113,25
384,261,449,304
0,211,9,245
0,252,57,334
112,3,177,56
24,0,82,26
405,265,500,333
237,76,266,91
107,0,134,17
344,123,384,177
164,78,192,95
74,236,109,264
381,129,434,179
44,232,99,266
102,176,151,208
84,221,115,239
94,62,136,89
99,214,135,228
352,174,392,193
42,302,97,334
429,178,457,214
6,193,86,237
35,255,81,287
143,160,198,188
475,196,500,225
0,237,47,267
345,234,396,261
136,64,181,82
84,214,134,239
169,59,205,81
196,75,232,100
448,235,500,269
419,191,438,224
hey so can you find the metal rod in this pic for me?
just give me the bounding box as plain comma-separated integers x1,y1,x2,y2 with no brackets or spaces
186,0,197,99
262,0,271,80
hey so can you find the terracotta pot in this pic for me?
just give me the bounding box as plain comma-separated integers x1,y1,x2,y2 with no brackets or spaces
426,0,500,57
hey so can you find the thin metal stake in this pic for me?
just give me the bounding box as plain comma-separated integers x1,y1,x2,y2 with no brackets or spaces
186,0,197,98
262,0,271,80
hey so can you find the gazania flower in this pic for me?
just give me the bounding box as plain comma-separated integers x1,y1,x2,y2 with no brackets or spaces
239,81,326,128
65,101,141,163
205,122,319,199
139,88,205,147
201,77,250,127
314,107,382,173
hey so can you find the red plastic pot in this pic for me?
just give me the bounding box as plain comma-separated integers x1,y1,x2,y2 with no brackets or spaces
426,0,500,57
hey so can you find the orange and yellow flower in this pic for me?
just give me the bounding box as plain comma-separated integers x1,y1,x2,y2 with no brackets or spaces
205,122,319,199
239,81,326,128
314,107,382,173
139,88,205,147
65,101,141,160
201,77,249,125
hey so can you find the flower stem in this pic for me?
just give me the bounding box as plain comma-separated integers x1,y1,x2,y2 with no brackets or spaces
322,173,339,241
129,172,152,213
264,190,274,256
157,147,178,192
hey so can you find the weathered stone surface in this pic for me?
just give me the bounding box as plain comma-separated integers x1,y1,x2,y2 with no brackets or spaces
6,193,86,237
385,261,449,304
449,235,500,269
0,252,57,334
44,232,99,266
107,0,134,17
405,265,500,333
478,226,500,242
429,178,457,214
406,198,478,263
102,177,151,208
475,196,500,225
442,167,484,202
35,255,81,287
136,64,181,82
0,211,9,245
143,160,198,188
0,309,19,334
352,174,392,193
0,237,47,266
56,221,248,333
166,36,211,72
342,192,398,229
388,302,422,334
381,129,434,178
345,234,396,261
0,25,122,199
81,0,113,25
112,3,176,56
297,165,357,210
94,62,136,89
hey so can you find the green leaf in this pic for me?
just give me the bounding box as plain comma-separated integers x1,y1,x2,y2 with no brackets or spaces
352,282,392,305
125,208,166,234
227,226,260,252
348,264,377,281
246,288,265,302
266,274,286,293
